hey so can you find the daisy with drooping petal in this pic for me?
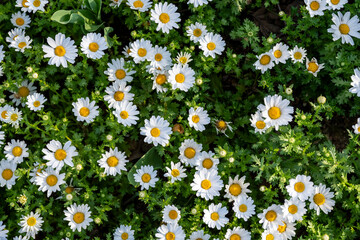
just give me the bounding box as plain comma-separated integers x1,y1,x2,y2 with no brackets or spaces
309,183,335,215
133,165,159,190
4,139,29,164
261,229,282,240
176,52,192,66
0,105,13,123
104,58,136,83
10,35,32,52
250,111,269,134
150,2,181,34
225,227,251,240
327,0,347,10
254,51,275,73
214,119,233,136
195,151,219,172
64,203,93,232
155,223,185,240
203,203,229,230
129,38,154,63
258,94,294,131
178,139,203,167
258,204,284,230
152,69,169,93
150,45,172,68
277,220,296,240
0,126,4,146
0,159,18,189
188,0,212,8
72,97,99,123
11,11,31,29
189,230,210,240
272,43,290,64
164,161,187,183
168,64,196,92
349,68,360,97
42,33,78,68
26,92,47,111
162,205,181,224
286,174,314,201
35,168,65,197
289,46,307,63
114,225,135,240
110,0,123,8
224,175,251,202
42,140,78,171
104,81,135,109
199,32,226,58
98,147,128,176
233,196,256,221
80,33,108,59
187,22,207,43
113,101,139,127
29,162,46,184
18,212,44,239
188,107,210,132
305,0,327,17
26,0,49,12
352,118,360,134
10,80,36,106
140,116,172,147
127,0,152,12
5,107,23,127
191,169,224,200
16,0,32,12
327,12,360,46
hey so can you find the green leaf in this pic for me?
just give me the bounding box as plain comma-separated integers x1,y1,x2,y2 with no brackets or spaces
84,22,104,32
51,10,83,25
77,9,97,22
85,0,102,20
104,27,114,47
127,147,163,187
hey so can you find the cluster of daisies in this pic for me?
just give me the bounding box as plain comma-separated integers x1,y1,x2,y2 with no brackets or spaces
110,0,213,10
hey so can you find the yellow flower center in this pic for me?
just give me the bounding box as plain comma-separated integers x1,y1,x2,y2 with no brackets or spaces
331,0,340,4
54,149,67,161
156,74,166,85
89,42,99,52
310,1,320,10
120,111,129,119
294,182,305,192
121,232,129,240
27,217,37,226
239,204,247,212
229,183,242,196
46,175,58,186
159,13,170,23
36,168,42,176
278,222,287,233
16,18,24,26
230,234,241,240
155,53,163,62
54,46,66,57
256,120,266,129
265,210,277,221
2,169,13,180
192,115,200,123
202,158,213,169
18,86,30,97
266,234,274,240
33,101,41,107
294,52,302,60
33,0,41,7
193,28,202,37
217,120,227,130
207,42,216,51
179,56,188,64
339,24,350,35
73,212,85,224
171,169,180,177
141,173,151,183
268,107,281,119
260,55,271,65
313,193,326,205
288,204,298,214
107,156,119,167
184,147,196,159
165,232,175,240
65,186,74,194
1,111,6,119
115,69,126,80
22,0,29,7
175,73,185,83
274,50,282,58
168,210,178,219
308,62,319,73
150,127,161,137
133,0,144,8
11,113,19,122
358,127,360,132
18,42,27,49
137,48,147,57
80,107,90,117
12,146,23,157
201,179,211,190
114,91,125,101
210,212,219,221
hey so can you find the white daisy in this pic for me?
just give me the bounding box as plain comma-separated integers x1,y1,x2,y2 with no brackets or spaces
281,198,307,223
276,220,296,240
104,81,135,109
155,223,185,240
305,0,328,17
112,101,139,127
188,107,210,132
168,64,195,92
26,92,46,111
72,97,99,123
152,69,169,93
104,58,136,83
188,0,212,8
11,11,31,29
110,0,123,8
42,33,78,68
326,0,347,9
203,203,229,230
0,45,4,62
188,230,210,240
349,68,360,97
0,105,13,123
122,44,132,57
114,225,135,240
25,0,49,12
140,115,172,147
162,205,181,224
254,51,275,73
187,22,207,43
9,35,32,53
5,107,23,127
35,168,65,197
261,229,282,240
4,139,29,164
352,117,360,134
199,32,226,58
127,0,152,12
288,46,307,63
164,161,187,183
42,140,78,171
225,227,251,240
214,119,233,136
0,221,8,239
64,203,93,232
327,12,360,46
29,162,45,184
233,196,256,221
13,236,29,240
150,2,181,34
133,165,159,190
129,38,154,63
224,175,251,202
16,0,32,12
258,204,284,230
0,159,18,189
309,183,335,215
18,212,44,239
9,80,36,106
195,151,219,172
286,174,314,201
250,111,269,134
0,126,4,146
80,33,108,59
178,139,203,167
190,169,224,200
272,43,290,64
98,147,128,176
257,94,294,131
150,45,172,69
176,52,192,66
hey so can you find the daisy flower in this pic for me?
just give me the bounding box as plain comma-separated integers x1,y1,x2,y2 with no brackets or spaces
42,33,78,68
29,162,45,183
188,230,210,240
276,220,296,240
152,70,169,93
178,139,203,167
150,2,181,34
199,32,226,58
114,225,135,240
5,107,23,127
26,92,46,111
104,81,134,109
176,52,192,66
10,35,32,52
127,0,152,12
258,204,284,230
133,165,159,190
305,0,327,17
190,169,224,200
188,107,210,132
0,105,13,123
129,38,154,63
140,116,172,147
35,168,65,197
104,58,136,83
214,119,233,136
113,101,139,127
122,44,132,57
187,22,207,43
309,183,335,215
326,0,347,10
250,111,269,134
164,161,187,183
80,33,108,59
224,175,251,202
42,140,78,171
188,0,212,8
281,198,307,222
258,94,294,131
203,203,229,230
72,97,99,123
195,151,219,172
98,147,128,176
224,227,251,240
18,212,44,239
16,0,32,12
0,126,4,146
162,205,181,224
288,46,307,63
352,117,360,134
254,51,275,73
349,68,360,97
272,43,290,64
11,11,31,29
25,0,49,12
327,12,360,46
110,0,123,8
10,80,36,106
233,196,256,221
13,236,29,240
286,174,314,201
4,139,29,164
0,159,18,189
64,203,93,232
261,229,282,240
155,223,185,240
0,221,8,239
150,45,172,69
168,64,196,92
0,45,4,62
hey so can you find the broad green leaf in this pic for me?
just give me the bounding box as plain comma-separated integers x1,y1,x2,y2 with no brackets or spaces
51,10,83,25
104,27,114,47
84,22,104,32
77,9,97,22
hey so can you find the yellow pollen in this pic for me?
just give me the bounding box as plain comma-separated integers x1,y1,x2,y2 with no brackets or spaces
278,222,287,233
331,0,340,4
168,210,178,220
192,115,200,123
18,86,30,97
46,175,58,186
266,234,274,240
121,232,129,240
239,204,247,212
339,24,350,35
65,186,74,194
16,18,25,26
294,182,305,192
127,48,131,54
310,1,320,10
256,120,266,129
159,13,170,23
89,42,99,52
313,193,326,205
115,69,126,80
210,212,219,221
207,42,216,51
150,127,161,137
33,101,41,107
288,204,298,214
79,107,90,117
179,56,188,64
265,210,277,221
137,48,147,57
165,232,175,240
175,73,185,83
193,28,202,37
54,46,66,57
184,147,196,159
230,234,241,240
358,127,360,132
12,146,23,157
229,183,242,196
171,169,180,177
133,0,144,8
18,42,27,49
1,111,6,119
268,107,281,119
156,74,166,85
114,91,125,101
11,113,19,122
107,156,119,167
120,111,129,119
202,158,213,169
201,179,211,190
33,0,41,7
141,173,151,183
155,53,163,62
36,168,42,176
294,52,302,60
274,50,282,58
27,217,37,226
260,55,271,65
308,62,319,73
22,0,29,7
2,169,13,180
54,149,67,161
217,120,226,129
73,212,85,224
